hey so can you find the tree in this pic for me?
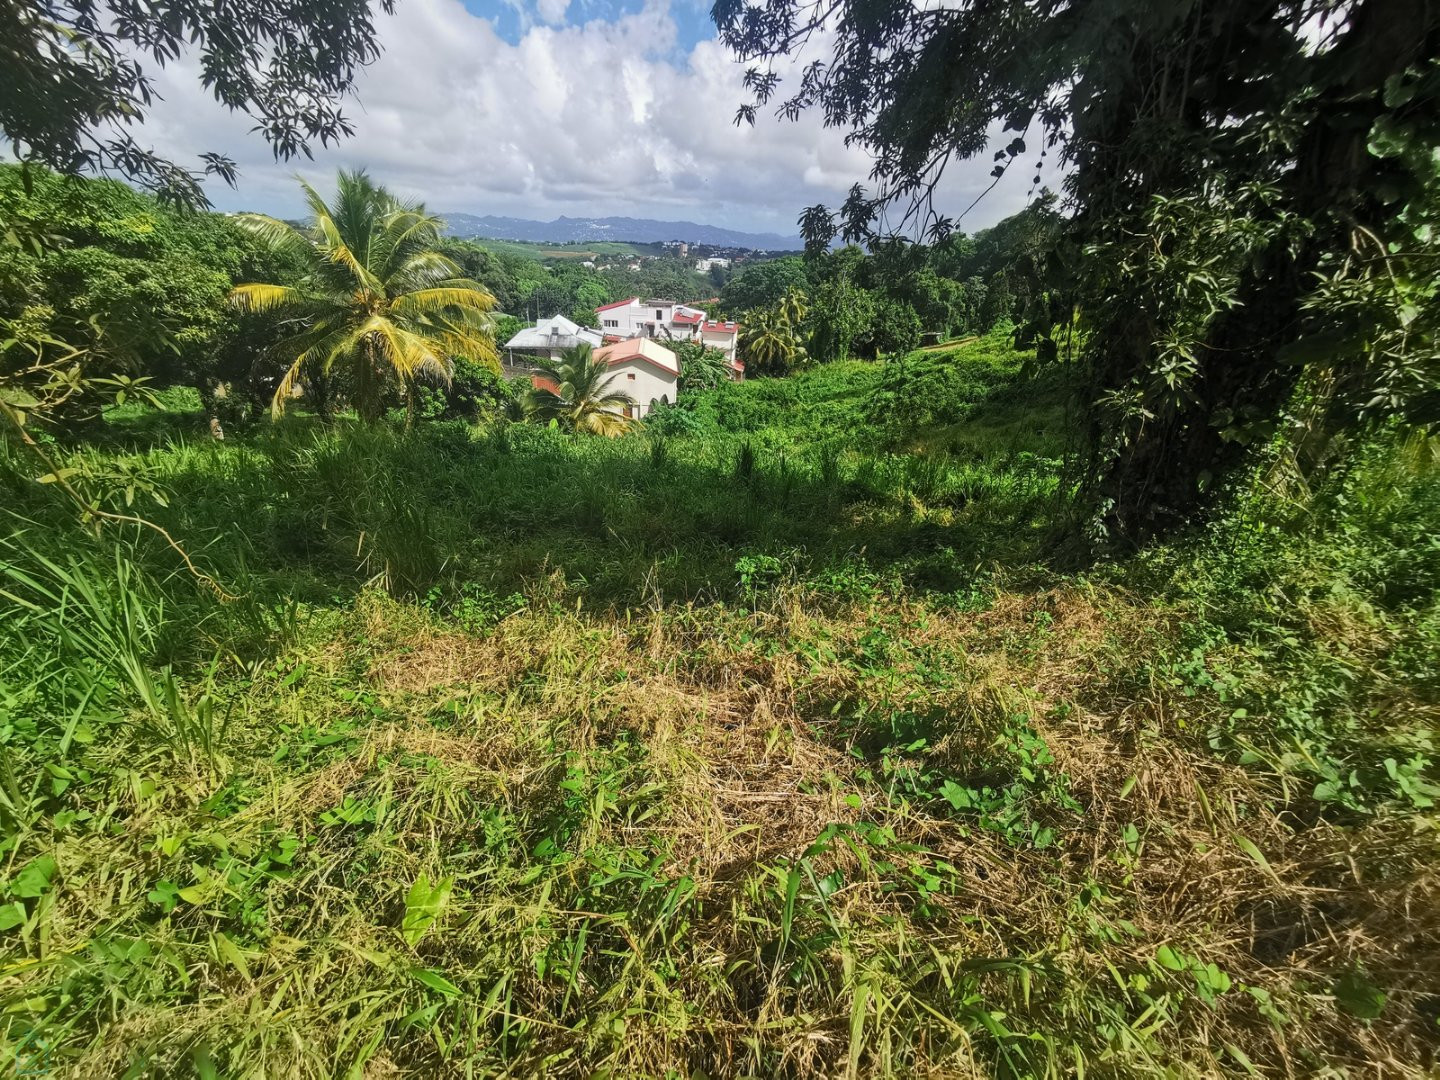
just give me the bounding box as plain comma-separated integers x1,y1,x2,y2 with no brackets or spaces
439,240,519,313
0,0,394,207
598,259,711,310
740,292,808,376
858,298,922,358
231,170,499,423
672,340,732,393
804,276,874,365
0,163,301,429
716,0,1440,544
525,344,636,436
415,355,524,423
720,257,808,314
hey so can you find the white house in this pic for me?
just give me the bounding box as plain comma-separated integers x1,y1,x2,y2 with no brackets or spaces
590,338,679,418
698,318,741,363
595,297,708,343
694,257,731,272
503,314,603,366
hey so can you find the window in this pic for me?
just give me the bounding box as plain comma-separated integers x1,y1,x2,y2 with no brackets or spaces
655,309,663,320
626,373,636,380
603,318,618,328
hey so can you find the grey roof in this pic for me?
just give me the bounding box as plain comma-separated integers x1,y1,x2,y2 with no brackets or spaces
505,314,604,351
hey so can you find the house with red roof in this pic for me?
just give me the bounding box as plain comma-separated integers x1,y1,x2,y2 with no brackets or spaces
595,297,744,371
595,297,710,344
588,337,680,418
698,319,741,364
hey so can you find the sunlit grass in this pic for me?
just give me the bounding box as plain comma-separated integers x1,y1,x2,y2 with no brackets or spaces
1,338,1436,1076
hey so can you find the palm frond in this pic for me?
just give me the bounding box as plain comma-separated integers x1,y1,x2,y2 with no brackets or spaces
391,287,497,317
377,209,447,280
364,317,452,384
387,251,467,293
229,283,306,314
232,213,317,267
314,214,384,294
268,323,356,418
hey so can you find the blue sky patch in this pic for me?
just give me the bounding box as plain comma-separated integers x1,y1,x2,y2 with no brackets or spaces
461,0,717,51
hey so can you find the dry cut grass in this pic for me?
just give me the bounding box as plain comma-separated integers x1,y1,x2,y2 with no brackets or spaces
3,582,1437,1078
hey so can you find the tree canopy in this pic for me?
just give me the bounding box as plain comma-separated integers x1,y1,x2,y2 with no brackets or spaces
232,171,498,423
716,0,1440,543
1,0,395,206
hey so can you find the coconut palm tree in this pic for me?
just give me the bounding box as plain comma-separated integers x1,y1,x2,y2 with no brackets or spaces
739,299,808,377
230,170,498,423
776,287,808,329
525,344,635,436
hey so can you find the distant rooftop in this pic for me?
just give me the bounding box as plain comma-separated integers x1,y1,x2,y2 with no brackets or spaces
593,337,680,376
505,314,603,351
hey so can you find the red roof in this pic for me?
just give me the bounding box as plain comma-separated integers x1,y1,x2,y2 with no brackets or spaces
595,297,639,313
672,311,702,325
701,320,740,335
593,338,680,376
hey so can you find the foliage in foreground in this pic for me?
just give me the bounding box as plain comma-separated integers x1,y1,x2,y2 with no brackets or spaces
0,337,1436,1076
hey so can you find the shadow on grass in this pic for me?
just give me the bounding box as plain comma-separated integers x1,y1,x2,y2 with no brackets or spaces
105,412,1062,613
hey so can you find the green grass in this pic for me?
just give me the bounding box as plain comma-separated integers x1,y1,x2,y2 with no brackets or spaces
1,335,1437,1077
466,238,656,262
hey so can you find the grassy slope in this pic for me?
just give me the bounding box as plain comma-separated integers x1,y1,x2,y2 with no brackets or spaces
1,336,1437,1078
467,238,654,262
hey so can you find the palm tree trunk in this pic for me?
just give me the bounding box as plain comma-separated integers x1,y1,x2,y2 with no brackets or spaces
357,333,380,423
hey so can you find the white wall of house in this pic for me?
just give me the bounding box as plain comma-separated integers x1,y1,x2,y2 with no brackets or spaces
597,298,707,343
699,325,739,361
607,359,676,418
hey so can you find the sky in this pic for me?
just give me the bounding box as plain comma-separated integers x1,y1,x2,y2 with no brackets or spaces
135,0,1062,238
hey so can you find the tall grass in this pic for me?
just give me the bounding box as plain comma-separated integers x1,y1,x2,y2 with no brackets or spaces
0,335,1436,1077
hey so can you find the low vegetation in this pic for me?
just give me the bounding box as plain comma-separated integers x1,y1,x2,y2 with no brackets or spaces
3,332,1436,1077
2,0,1437,1072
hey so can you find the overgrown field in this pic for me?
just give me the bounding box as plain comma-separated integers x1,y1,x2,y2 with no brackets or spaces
2,338,1437,1077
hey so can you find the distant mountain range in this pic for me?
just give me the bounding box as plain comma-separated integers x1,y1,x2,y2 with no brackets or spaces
439,213,802,251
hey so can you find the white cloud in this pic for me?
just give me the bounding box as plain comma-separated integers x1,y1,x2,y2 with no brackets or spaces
536,0,572,24
135,0,1062,236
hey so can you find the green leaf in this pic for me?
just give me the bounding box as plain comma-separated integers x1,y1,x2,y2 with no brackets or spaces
1155,945,1185,971
847,978,870,1079
147,880,181,911
1233,834,1279,883
408,966,461,996
0,902,26,931
177,883,211,904
0,387,40,408
938,779,974,810
401,873,453,947
1367,116,1409,159
215,932,253,981
9,856,56,899
1383,73,1416,108
1333,969,1386,1019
